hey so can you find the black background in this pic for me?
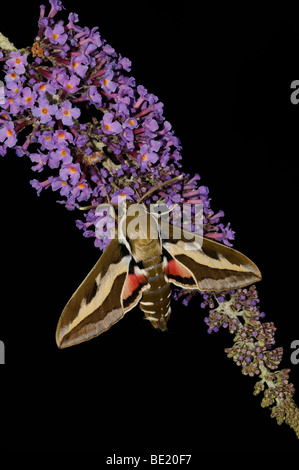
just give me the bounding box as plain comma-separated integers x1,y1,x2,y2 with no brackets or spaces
1,0,299,453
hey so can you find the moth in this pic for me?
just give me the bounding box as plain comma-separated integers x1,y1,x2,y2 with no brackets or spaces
56,176,261,348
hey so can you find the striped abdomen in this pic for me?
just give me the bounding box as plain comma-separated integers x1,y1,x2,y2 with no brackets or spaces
139,252,171,331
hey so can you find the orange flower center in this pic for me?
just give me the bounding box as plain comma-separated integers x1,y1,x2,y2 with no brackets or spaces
73,62,78,68
70,166,76,173
66,83,73,90
25,96,32,103
58,132,65,139
104,124,110,131
39,84,46,91
141,154,147,161
52,33,58,40
10,72,16,79
104,79,109,86
63,110,70,116
45,136,51,141
15,58,21,64
41,108,48,114
78,183,85,189
7,129,13,136
60,150,67,157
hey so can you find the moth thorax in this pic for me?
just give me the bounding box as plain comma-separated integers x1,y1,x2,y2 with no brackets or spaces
125,207,159,242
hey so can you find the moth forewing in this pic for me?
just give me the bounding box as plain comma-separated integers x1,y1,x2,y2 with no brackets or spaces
55,239,132,348
160,219,261,291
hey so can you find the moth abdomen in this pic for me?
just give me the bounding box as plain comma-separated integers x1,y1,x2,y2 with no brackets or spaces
138,254,172,331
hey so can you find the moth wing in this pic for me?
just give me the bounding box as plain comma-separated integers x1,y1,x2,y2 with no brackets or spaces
56,239,147,349
160,220,261,291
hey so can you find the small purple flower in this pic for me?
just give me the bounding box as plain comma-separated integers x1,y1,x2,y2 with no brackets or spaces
48,0,65,18
71,180,92,202
49,144,73,169
0,121,17,148
53,129,74,145
56,100,81,126
63,74,81,93
114,102,130,119
144,117,159,132
33,81,56,96
50,176,71,196
138,144,158,168
45,22,68,44
101,70,118,93
150,139,162,152
38,131,55,150
29,151,49,172
51,67,68,89
30,178,50,196
66,12,79,30
121,127,134,148
123,117,138,129
86,86,102,106
117,56,132,72
102,112,122,135
32,98,58,124
5,69,19,83
4,84,22,115
69,55,89,78
102,43,116,56
21,87,36,108
111,187,135,204
84,27,102,47
6,80,23,97
219,222,235,247
7,51,27,75
59,163,81,185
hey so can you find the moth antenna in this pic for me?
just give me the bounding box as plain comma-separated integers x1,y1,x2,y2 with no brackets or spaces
102,185,111,203
138,175,183,203
79,202,119,211
79,204,100,211
134,187,142,202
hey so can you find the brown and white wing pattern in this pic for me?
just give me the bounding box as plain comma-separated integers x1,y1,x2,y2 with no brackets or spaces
161,222,261,291
56,239,148,348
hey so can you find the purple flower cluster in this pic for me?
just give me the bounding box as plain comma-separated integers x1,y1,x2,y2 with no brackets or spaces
0,0,234,254
202,285,265,334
